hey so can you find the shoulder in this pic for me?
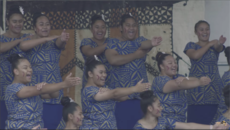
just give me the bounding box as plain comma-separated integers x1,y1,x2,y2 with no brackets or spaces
133,120,144,129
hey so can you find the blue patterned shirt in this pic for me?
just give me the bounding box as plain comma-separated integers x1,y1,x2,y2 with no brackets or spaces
5,83,43,129
152,74,187,122
24,38,63,104
80,86,117,129
80,38,111,89
0,34,29,100
222,71,230,87
105,37,148,99
133,117,176,129
184,42,225,105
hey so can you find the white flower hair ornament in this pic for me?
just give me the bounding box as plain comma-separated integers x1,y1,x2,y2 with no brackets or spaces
94,55,100,61
129,13,133,17
101,14,105,21
69,97,74,102
162,51,165,54
19,6,24,15
18,54,23,57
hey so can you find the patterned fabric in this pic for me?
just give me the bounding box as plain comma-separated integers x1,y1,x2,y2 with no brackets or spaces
216,115,230,129
105,37,148,99
5,83,43,129
80,86,117,129
0,34,29,100
24,38,63,104
80,38,111,89
133,117,176,129
56,118,65,130
152,74,187,122
222,71,230,87
183,42,225,105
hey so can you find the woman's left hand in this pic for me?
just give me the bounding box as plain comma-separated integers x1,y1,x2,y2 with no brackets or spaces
151,37,162,47
60,29,70,42
219,35,227,45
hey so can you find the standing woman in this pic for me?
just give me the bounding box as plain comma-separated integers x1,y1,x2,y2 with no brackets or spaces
5,54,81,129
184,20,227,124
152,52,211,122
105,14,161,129
80,14,111,89
19,12,69,129
80,56,150,129
222,46,230,87
0,6,30,129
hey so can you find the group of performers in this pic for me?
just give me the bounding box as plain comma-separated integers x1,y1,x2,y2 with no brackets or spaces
0,5,230,130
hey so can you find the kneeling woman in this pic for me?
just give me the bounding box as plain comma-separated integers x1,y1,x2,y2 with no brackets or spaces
4,54,81,129
134,90,229,129
80,56,150,129
61,96,84,129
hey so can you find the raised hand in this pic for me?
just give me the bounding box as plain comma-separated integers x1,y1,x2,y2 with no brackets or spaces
35,82,47,90
219,35,227,45
199,76,211,86
151,37,162,47
60,29,70,42
134,79,151,93
64,73,81,88
175,77,186,85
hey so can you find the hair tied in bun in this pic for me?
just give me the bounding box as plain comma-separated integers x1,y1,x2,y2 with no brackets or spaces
19,6,24,15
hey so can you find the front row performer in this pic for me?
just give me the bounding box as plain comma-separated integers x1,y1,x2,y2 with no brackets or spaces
80,56,150,129
134,90,229,129
4,54,81,129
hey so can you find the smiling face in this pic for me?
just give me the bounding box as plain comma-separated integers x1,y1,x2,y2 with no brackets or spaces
148,98,163,118
195,22,210,42
34,16,51,37
91,20,106,40
7,13,24,34
160,55,178,77
88,64,107,87
72,106,84,127
13,59,33,84
120,18,138,41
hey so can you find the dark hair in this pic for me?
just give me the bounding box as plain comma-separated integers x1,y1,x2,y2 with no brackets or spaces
7,54,27,75
140,90,158,115
85,56,104,79
120,14,136,26
33,12,49,26
223,85,230,107
194,20,210,32
91,14,105,27
224,46,230,65
155,52,170,71
7,5,23,20
61,96,79,122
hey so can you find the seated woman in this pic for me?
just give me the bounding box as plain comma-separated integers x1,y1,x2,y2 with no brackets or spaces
61,96,84,130
134,90,229,129
216,84,230,128
4,54,81,129
80,55,150,129
152,52,211,122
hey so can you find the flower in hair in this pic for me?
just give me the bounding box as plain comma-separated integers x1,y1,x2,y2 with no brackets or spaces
69,97,74,102
101,14,105,21
18,54,22,57
129,13,133,17
94,55,100,61
162,52,165,54
19,6,24,15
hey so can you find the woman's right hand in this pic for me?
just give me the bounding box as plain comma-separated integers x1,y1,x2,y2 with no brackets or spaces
134,79,151,93
199,76,211,86
64,73,81,88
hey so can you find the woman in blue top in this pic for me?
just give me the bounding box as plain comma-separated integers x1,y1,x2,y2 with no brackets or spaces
184,20,227,124
61,96,84,130
222,47,230,87
80,56,150,129
105,13,162,129
80,14,111,89
152,52,211,122
134,90,229,130
0,6,30,129
217,84,230,129
4,54,81,129
19,12,69,129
